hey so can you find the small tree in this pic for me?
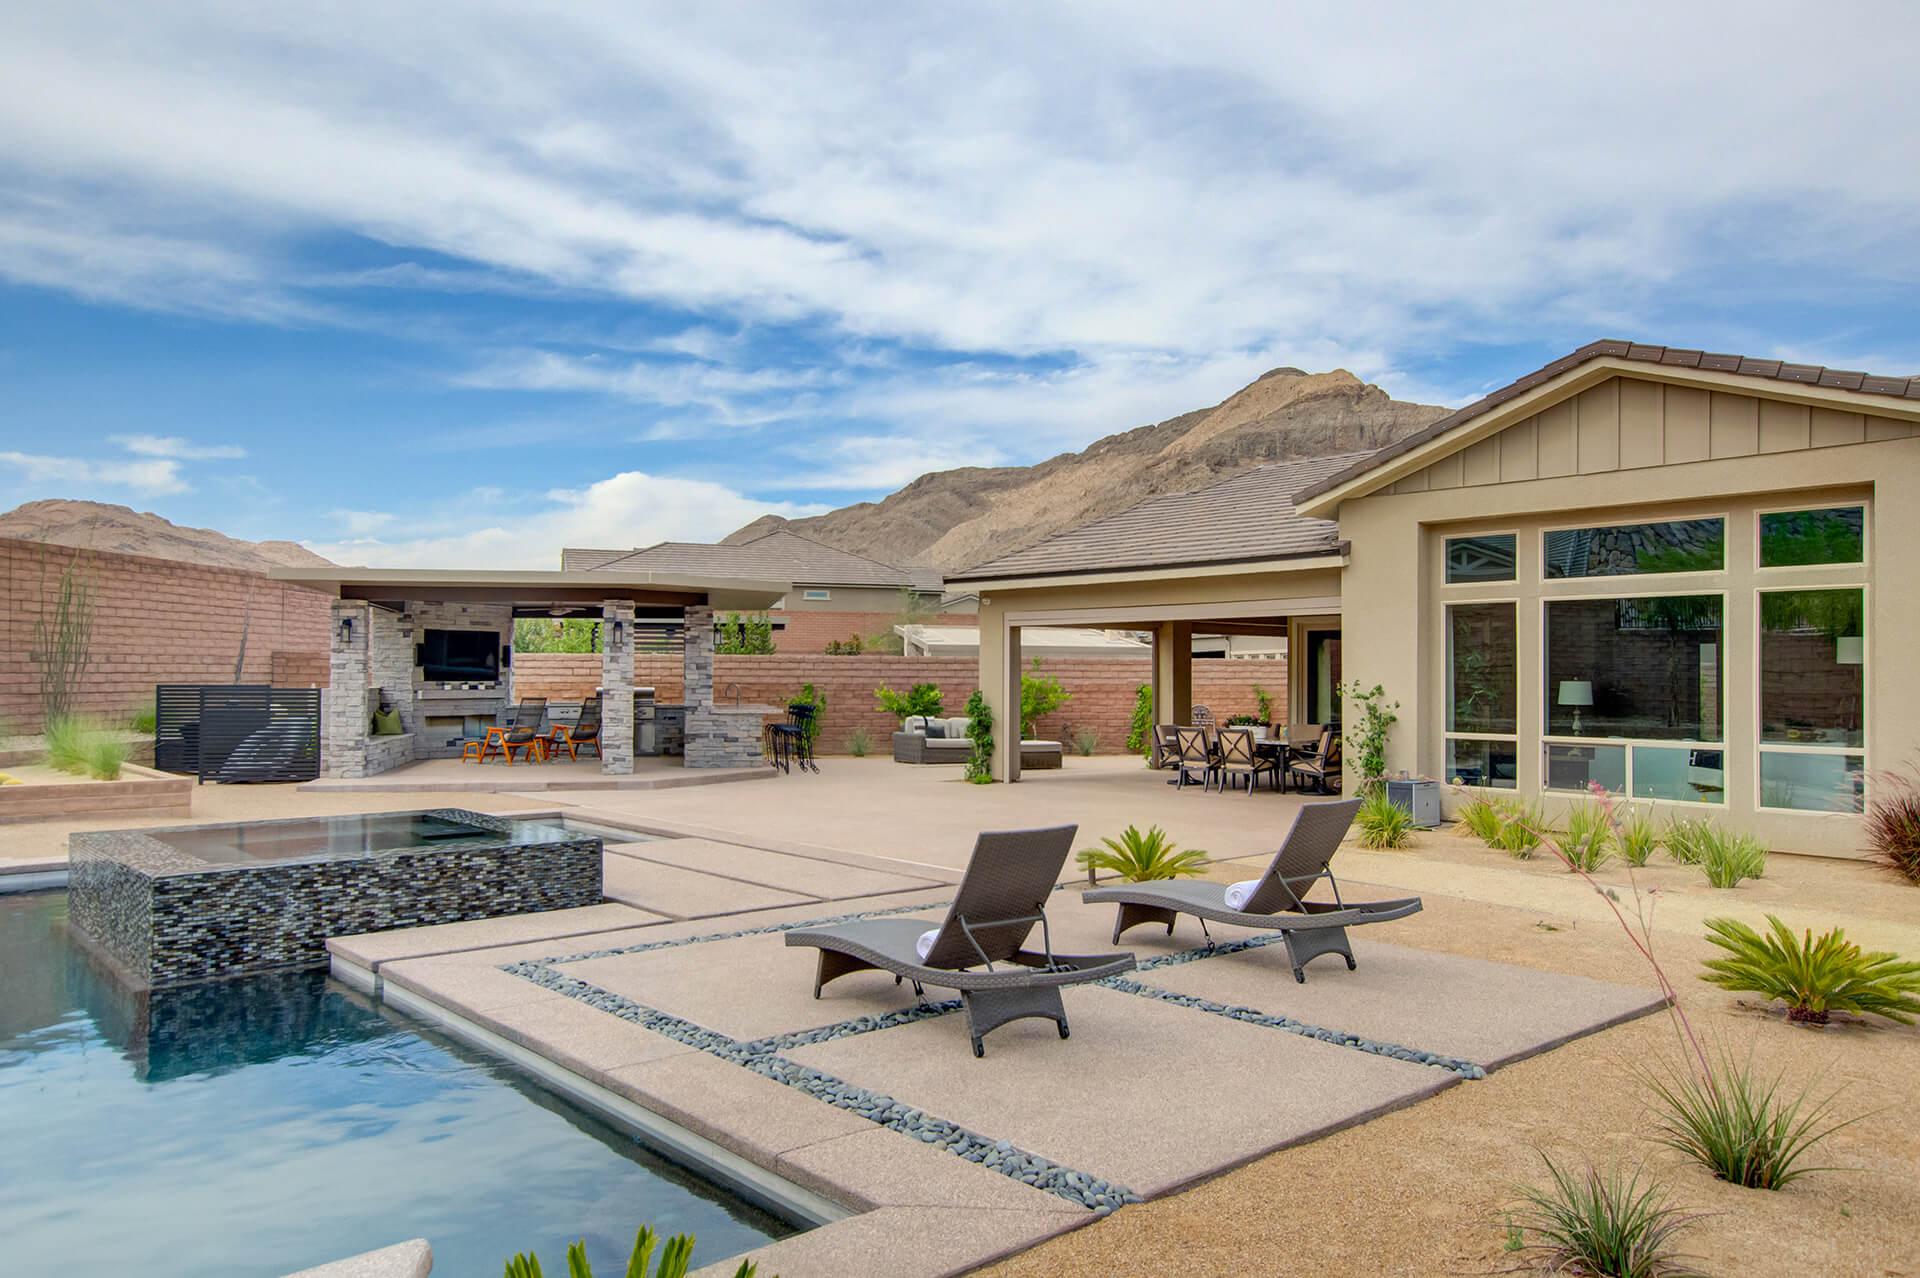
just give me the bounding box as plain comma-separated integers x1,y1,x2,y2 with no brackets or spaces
875,682,944,721
32,545,96,726
718,612,776,655
1344,680,1400,794
1019,658,1071,738
513,618,599,653
1126,682,1154,756
964,690,994,784
1251,682,1275,724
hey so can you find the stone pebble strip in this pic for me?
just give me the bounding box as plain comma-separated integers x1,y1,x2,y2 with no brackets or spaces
495,893,1483,1217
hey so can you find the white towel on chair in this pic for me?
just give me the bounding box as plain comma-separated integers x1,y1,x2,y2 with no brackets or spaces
1224,880,1261,911
916,929,940,959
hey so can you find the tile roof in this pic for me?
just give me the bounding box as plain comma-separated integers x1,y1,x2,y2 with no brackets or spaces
573,530,942,591
1294,339,1920,505
951,452,1365,581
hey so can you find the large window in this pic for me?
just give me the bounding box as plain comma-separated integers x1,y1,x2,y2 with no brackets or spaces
1543,594,1724,802
1759,588,1865,812
1447,602,1516,788
1544,518,1724,578
1760,507,1864,567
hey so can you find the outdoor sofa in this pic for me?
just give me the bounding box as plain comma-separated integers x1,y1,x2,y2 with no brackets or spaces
892,715,975,764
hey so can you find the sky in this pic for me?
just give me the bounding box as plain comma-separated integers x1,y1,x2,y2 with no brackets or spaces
1,2,1917,569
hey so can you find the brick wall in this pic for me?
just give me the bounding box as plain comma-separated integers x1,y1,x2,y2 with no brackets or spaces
0,537,331,733
512,651,1284,754
271,650,330,688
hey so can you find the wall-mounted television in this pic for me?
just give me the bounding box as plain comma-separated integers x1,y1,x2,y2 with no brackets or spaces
416,628,501,683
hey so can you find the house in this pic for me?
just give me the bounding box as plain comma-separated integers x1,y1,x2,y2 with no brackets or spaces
562,530,970,651
948,340,1920,857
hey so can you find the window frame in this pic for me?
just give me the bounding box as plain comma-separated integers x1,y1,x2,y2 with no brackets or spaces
800,589,832,601
1753,582,1870,815
1752,500,1870,572
1537,512,1731,582
1441,531,1520,586
1444,597,1520,789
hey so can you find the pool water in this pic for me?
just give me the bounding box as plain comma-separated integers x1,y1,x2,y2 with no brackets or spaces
148,811,550,865
0,892,794,1276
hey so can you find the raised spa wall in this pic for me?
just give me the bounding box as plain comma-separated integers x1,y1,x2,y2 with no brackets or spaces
68,810,601,988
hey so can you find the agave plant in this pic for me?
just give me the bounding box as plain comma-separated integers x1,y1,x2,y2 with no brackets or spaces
1075,825,1209,881
504,1226,765,1278
1701,915,1920,1024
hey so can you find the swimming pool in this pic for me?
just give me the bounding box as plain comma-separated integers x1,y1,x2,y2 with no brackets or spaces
0,891,795,1276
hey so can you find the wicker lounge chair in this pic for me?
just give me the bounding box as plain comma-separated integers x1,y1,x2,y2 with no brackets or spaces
785,825,1137,1056
1082,798,1421,982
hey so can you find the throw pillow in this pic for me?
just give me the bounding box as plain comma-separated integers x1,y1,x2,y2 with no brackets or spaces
371,707,404,736
923,721,947,739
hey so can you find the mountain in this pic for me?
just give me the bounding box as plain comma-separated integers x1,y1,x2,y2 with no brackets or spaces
726,367,1451,573
0,499,335,573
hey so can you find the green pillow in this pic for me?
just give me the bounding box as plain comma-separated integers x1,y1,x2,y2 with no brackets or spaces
371,708,405,736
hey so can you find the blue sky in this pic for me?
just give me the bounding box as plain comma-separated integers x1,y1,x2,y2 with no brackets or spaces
2,2,1916,568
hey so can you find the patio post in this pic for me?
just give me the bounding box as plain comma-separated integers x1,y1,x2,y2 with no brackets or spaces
600,598,635,774
1154,620,1193,724
321,599,370,778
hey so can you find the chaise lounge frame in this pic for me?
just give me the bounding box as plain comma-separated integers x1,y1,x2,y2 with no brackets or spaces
1082,798,1421,982
784,825,1137,1056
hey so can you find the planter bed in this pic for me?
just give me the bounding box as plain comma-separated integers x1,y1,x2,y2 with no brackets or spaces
0,763,192,824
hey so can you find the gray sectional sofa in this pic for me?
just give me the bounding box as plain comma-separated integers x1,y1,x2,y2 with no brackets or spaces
891,715,975,764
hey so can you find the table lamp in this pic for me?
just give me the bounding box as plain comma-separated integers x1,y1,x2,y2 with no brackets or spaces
1558,680,1593,735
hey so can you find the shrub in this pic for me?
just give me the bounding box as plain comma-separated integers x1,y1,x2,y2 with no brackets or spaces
845,728,871,758
1075,825,1208,881
1552,798,1614,872
963,690,994,784
43,714,91,775
1701,830,1767,888
1865,761,1920,885
1644,1047,1858,1189
86,738,127,781
1019,659,1071,737
1617,805,1663,867
716,611,775,654
874,682,943,721
1125,683,1153,756
823,635,863,656
129,701,158,734
1511,1155,1703,1278
1454,786,1506,842
1490,797,1546,858
1700,915,1920,1024
1073,727,1098,756
1664,817,1714,866
1251,682,1275,725
504,1223,767,1277
1354,788,1414,849
1343,680,1399,794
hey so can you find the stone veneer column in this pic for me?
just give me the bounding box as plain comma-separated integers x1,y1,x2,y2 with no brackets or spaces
600,599,635,774
322,600,371,778
683,604,740,768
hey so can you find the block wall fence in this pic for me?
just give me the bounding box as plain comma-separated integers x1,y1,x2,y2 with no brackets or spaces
513,651,1285,755
0,537,331,734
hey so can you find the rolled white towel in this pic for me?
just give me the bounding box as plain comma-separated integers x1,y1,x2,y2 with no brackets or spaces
1223,880,1262,911
916,929,940,960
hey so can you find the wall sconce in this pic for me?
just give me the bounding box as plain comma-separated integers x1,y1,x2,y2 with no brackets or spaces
612,619,626,647
1557,680,1593,735
338,616,354,645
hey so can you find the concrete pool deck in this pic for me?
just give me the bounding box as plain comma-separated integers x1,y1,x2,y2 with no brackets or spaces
329,817,1667,1278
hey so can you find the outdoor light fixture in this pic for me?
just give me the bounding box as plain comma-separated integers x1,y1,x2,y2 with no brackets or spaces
612,619,626,647
1836,636,1865,665
338,616,354,645
1558,680,1593,735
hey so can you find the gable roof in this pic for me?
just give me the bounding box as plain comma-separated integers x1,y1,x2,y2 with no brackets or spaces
948,452,1363,584
570,530,942,592
1294,339,1920,509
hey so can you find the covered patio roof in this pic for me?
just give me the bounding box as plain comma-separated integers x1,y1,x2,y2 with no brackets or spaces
269,566,789,611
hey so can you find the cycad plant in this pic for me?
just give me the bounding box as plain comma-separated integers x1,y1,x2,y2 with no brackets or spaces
504,1226,766,1278
1075,825,1209,881
1510,1155,1704,1277
1700,915,1920,1024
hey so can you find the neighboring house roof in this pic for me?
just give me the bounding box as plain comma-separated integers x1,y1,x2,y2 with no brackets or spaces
896,624,1150,657
950,452,1366,583
1293,339,1920,507
569,530,943,592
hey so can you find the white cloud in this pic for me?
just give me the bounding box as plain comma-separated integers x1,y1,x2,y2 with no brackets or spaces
302,470,830,570
0,451,187,494
329,508,395,536
112,434,247,460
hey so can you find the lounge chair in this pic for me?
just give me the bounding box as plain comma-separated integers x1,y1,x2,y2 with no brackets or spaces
1082,798,1421,982
784,825,1137,1056
551,694,602,760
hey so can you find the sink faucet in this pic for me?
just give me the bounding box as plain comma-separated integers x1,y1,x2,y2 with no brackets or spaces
722,682,741,706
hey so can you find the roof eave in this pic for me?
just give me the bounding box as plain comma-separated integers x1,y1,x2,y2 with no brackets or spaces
950,548,1348,594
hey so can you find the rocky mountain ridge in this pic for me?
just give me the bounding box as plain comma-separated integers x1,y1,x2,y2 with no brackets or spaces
726,366,1450,573
0,499,334,573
